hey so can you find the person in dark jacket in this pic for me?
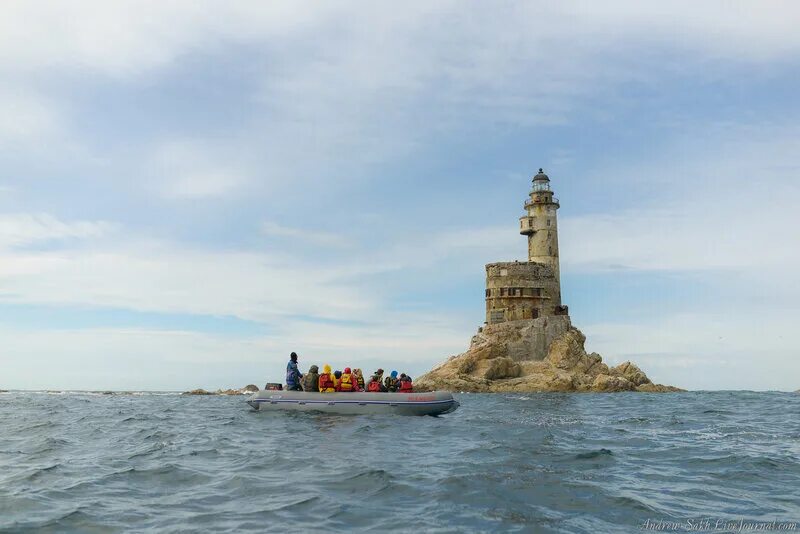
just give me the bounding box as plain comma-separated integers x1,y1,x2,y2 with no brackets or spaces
301,365,319,392
384,370,399,392
286,352,303,391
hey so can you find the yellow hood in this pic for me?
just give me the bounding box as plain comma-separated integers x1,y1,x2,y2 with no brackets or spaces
323,364,332,374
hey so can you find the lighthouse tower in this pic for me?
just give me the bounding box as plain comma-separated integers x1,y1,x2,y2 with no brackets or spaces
519,168,561,284
483,168,566,325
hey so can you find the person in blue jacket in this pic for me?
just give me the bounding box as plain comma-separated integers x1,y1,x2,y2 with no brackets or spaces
286,352,303,391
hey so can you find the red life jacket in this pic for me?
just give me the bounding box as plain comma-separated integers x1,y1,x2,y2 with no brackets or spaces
399,379,413,393
318,373,335,392
367,381,382,392
339,373,354,392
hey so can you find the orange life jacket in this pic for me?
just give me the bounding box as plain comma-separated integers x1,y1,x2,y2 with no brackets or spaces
339,373,354,392
367,381,382,392
399,379,413,393
319,373,335,392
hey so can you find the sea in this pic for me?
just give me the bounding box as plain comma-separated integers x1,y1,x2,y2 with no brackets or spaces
1,391,798,533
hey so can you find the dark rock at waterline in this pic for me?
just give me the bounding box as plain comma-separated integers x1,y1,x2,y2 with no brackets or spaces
182,385,261,395
182,389,215,395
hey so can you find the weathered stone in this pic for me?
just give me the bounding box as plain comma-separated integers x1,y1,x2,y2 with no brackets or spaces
182,388,215,395
611,361,650,386
480,357,522,380
242,384,259,393
592,374,635,392
415,318,683,393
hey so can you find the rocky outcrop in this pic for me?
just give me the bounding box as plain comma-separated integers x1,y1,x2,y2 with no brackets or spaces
415,317,682,393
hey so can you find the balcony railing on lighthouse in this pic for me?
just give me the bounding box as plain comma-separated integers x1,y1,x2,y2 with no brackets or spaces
524,197,559,208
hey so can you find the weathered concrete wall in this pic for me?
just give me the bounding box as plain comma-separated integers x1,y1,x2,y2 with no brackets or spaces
526,204,560,281
485,261,562,324
519,177,560,284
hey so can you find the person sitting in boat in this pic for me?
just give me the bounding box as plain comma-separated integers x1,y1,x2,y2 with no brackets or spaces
367,369,385,392
339,367,358,392
318,364,336,393
301,365,319,392
353,368,365,391
286,352,303,391
384,370,400,392
398,373,413,393
333,370,343,391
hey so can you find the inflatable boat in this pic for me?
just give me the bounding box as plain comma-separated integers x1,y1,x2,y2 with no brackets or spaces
246,390,459,416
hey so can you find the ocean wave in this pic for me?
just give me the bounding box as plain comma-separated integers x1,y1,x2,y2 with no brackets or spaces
1,391,799,532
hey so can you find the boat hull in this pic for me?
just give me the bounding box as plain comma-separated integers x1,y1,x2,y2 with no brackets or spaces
246,390,459,416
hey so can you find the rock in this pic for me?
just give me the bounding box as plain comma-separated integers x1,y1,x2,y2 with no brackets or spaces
480,357,522,380
592,374,635,392
636,383,685,393
242,384,259,393
611,361,649,386
182,388,216,395
415,317,683,393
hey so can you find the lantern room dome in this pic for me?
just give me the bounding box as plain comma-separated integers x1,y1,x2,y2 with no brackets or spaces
533,168,550,183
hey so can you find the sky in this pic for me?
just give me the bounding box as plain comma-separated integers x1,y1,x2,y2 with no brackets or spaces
1,1,799,391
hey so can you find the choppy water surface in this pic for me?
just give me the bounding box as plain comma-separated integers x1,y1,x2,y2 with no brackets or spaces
1,391,799,533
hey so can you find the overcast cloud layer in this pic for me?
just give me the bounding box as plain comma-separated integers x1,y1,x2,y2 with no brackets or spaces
1,1,799,391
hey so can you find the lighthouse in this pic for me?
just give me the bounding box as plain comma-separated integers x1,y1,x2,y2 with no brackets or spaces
484,168,566,325
519,168,560,285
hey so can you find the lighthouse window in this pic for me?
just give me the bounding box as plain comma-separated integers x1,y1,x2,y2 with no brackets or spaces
547,219,551,226
549,246,552,254
485,289,491,297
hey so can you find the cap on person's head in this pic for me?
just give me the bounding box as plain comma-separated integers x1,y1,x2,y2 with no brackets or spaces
377,368,384,374
290,352,298,360
391,370,398,378
344,367,351,374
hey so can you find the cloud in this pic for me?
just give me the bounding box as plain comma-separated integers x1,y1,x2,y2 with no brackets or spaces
0,213,113,249
559,123,800,285
0,88,60,145
581,311,800,391
149,139,250,199
260,221,352,249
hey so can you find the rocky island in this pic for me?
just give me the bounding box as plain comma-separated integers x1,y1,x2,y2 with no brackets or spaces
415,316,680,392
416,169,681,393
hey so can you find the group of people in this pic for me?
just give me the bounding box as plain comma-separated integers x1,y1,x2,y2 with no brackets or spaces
285,352,413,393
